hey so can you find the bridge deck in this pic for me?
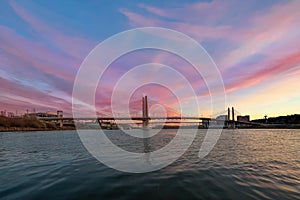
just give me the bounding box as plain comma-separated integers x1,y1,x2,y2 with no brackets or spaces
37,116,264,126
38,117,211,121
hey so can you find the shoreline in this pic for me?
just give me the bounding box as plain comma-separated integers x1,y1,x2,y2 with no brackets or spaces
1,126,300,133
0,126,76,132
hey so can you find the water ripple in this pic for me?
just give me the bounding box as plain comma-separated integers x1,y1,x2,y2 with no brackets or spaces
0,129,299,199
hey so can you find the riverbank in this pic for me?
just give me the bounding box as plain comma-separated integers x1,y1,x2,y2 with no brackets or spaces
0,126,76,132
0,116,75,132
2,126,300,132
1,116,300,132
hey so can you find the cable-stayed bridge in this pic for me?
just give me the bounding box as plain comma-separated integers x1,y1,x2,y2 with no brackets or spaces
38,96,265,129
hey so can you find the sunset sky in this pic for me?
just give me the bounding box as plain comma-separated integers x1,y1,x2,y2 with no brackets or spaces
1,0,300,119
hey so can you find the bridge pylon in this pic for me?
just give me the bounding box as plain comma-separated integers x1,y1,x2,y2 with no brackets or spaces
232,107,236,129
142,96,149,127
226,107,236,129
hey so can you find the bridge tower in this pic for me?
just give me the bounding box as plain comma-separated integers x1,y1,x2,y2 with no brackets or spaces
142,96,149,127
227,107,230,128
232,107,236,129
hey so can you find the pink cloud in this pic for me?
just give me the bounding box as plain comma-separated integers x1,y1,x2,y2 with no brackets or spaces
225,51,300,93
0,26,76,82
9,1,96,60
121,0,300,98
220,0,300,68
3,0,300,118
0,77,72,114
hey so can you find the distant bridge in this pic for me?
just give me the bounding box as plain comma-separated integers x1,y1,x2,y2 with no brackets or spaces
38,96,266,128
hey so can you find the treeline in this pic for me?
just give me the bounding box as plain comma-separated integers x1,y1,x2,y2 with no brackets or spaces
252,114,300,124
0,116,56,129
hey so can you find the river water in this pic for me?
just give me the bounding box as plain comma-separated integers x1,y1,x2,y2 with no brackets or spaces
0,129,299,199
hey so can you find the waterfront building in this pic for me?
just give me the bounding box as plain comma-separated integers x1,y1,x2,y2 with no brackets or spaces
237,115,250,122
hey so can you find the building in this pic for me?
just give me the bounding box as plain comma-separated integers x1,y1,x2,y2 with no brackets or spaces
26,110,63,118
0,110,6,117
237,115,250,122
57,110,63,118
7,112,14,118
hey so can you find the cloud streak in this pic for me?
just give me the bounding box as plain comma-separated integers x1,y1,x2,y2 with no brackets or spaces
1,0,300,118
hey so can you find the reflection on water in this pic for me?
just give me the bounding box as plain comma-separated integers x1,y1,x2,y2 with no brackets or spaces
0,129,299,199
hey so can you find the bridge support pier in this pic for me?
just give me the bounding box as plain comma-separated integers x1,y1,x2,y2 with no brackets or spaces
202,119,210,128
59,119,63,128
57,110,63,128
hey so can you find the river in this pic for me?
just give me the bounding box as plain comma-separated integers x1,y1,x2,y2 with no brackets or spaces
0,129,299,199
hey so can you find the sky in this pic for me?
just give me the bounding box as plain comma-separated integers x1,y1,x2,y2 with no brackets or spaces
1,0,300,119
